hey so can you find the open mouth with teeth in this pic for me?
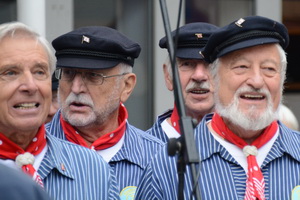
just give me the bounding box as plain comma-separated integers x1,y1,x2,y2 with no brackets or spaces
14,103,40,109
240,94,265,100
190,89,210,94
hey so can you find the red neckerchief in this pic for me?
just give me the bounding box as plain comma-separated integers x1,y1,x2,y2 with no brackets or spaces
0,125,46,187
61,104,128,150
211,113,278,200
170,105,181,134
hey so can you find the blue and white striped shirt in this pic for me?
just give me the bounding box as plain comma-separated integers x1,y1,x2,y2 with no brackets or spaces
46,110,164,198
41,133,120,200
146,109,173,143
135,113,300,200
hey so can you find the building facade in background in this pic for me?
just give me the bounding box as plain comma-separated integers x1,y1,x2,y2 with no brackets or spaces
1,0,299,130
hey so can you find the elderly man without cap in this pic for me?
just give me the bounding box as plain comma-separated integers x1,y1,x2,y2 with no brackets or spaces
0,21,119,200
135,16,300,200
46,26,164,199
147,22,218,142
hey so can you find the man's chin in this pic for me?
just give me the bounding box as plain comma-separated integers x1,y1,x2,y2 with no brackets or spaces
63,111,91,125
235,114,274,131
67,118,91,127
219,107,275,131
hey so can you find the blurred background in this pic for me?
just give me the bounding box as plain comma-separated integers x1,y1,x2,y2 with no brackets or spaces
1,0,299,130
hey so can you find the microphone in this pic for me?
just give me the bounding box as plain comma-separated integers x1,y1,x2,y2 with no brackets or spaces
158,0,201,199
167,137,182,156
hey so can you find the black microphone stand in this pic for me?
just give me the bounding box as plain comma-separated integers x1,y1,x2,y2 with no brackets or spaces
158,0,201,199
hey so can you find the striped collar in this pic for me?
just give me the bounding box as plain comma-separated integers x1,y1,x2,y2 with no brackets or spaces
266,121,300,163
46,110,164,170
110,123,164,169
146,109,173,143
155,109,173,124
195,113,300,164
38,134,75,180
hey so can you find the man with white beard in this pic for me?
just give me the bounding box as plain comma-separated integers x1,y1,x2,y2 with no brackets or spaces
135,16,300,200
46,26,164,199
147,22,218,142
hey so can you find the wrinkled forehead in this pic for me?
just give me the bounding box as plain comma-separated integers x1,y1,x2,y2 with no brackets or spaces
219,44,281,65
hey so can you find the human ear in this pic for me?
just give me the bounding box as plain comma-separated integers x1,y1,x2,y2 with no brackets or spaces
120,73,136,103
163,64,174,91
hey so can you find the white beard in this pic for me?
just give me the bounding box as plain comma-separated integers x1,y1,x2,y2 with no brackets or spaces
60,86,120,127
215,86,279,131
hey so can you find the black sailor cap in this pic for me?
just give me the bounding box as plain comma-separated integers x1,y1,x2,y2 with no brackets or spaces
201,15,289,63
159,22,219,60
52,26,141,69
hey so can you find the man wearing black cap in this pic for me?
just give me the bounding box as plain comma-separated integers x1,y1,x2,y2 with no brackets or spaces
147,22,218,142
46,26,164,199
135,16,300,200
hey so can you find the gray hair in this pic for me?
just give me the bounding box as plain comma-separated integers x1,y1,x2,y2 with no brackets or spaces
164,55,182,81
118,62,133,74
111,62,133,86
0,21,56,74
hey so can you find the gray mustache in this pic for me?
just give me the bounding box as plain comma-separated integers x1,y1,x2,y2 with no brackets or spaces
186,81,210,91
65,93,94,107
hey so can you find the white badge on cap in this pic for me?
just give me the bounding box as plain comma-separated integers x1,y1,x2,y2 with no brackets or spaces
195,33,203,39
82,35,90,44
235,18,245,27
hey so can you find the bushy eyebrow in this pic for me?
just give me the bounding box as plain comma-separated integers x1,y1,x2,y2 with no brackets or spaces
33,62,49,69
0,64,19,73
261,59,280,67
0,62,50,74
